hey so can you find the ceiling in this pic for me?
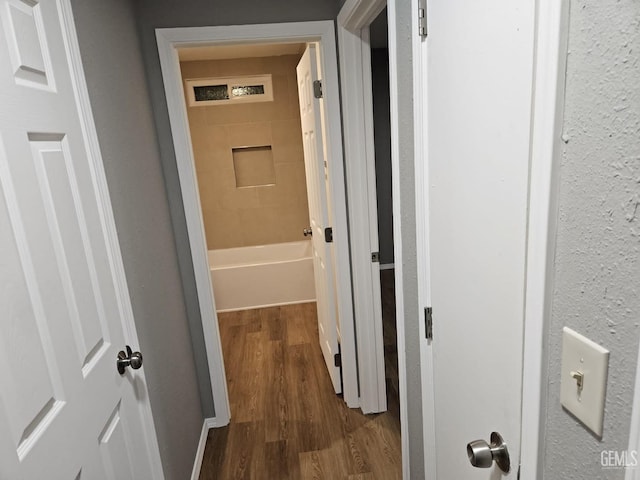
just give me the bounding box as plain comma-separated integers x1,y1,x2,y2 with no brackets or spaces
178,42,307,62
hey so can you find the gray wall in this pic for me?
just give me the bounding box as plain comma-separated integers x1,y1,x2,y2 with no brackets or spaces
371,48,394,265
543,1,640,478
71,1,204,478
132,0,341,418
388,0,425,477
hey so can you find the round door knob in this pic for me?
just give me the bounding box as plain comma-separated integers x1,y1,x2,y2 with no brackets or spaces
129,351,143,370
467,439,494,468
467,432,510,473
117,345,143,374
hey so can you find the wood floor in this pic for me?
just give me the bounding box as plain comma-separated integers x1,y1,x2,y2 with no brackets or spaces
199,270,400,480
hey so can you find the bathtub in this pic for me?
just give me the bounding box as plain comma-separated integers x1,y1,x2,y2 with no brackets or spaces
208,240,316,312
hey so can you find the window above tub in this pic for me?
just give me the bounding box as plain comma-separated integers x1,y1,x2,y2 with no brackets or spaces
185,75,273,107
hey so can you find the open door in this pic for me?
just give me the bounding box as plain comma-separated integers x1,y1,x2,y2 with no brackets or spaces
296,44,342,393
423,0,536,478
0,0,161,477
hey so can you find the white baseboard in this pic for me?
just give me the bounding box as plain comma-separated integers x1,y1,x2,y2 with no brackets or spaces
216,298,316,313
380,263,395,270
191,417,220,480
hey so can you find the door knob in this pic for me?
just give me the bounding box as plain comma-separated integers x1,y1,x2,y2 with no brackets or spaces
467,431,510,473
303,227,312,237
117,345,143,374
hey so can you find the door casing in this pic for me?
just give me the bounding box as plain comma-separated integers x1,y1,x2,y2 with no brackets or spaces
337,0,388,417
156,20,360,424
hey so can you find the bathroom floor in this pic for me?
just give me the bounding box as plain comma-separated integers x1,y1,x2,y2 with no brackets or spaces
199,270,400,479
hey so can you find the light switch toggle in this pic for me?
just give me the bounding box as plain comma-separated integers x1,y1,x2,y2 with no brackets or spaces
570,370,584,392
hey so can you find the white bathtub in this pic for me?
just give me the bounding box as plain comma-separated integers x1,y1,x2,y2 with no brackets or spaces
208,240,316,312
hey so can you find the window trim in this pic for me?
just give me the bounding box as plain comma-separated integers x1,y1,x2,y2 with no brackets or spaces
185,74,273,107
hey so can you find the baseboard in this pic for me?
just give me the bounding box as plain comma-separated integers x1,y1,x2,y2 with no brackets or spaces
380,263,395,271
191,417,219,480
216,298,316,313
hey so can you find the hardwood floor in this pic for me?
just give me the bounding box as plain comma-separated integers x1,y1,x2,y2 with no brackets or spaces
199,271,400,479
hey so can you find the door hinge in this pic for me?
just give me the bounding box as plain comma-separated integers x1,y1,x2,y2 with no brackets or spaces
418,0,428,37
425,307,433,340
313,80,323,98
371,252,380,263
324,227,333,243
334,352,341,367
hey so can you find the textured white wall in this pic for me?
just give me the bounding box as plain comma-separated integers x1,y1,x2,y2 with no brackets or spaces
544,1,640,478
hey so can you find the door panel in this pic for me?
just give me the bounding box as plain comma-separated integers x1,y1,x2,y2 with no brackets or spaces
296,45,341,393
0,0,157,477
96,403,136,480
426,0,535,478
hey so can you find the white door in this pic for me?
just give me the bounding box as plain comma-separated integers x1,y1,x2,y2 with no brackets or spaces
424,0,535,478
0,0,161,478
296,44,341,393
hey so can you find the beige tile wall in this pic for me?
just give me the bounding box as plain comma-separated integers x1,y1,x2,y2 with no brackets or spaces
181,54,310,250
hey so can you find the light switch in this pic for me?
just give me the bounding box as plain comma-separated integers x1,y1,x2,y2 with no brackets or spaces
560,327,609,436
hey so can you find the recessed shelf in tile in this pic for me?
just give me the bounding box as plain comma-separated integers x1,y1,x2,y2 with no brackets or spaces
232,146,276,188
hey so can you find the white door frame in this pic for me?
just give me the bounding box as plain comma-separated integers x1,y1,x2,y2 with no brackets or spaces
337,0,387,416
411,0,570,478
337,0,415,475
60,0,165,476
155,21,359,424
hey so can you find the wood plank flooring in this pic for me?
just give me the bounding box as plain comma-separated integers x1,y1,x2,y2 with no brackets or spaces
199,271,400,479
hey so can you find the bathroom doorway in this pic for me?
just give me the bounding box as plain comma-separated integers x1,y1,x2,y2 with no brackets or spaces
177,39,347,396
173,35,401,478
157,23,360,424
157,18,394,429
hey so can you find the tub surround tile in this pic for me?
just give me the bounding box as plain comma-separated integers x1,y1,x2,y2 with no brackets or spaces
244,100,278,124
271,118,301,140
225,121,272,149
183,53,310,250
202,209,244,250
219,186,261,211
279,209,311,242
185,108,208,134
237,207,285,245
272,144,304,165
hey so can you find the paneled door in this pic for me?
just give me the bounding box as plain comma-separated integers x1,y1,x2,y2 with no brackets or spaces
296,44,342,393
0,0,161,478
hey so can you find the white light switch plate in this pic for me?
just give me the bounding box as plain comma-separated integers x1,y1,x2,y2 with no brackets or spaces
560,327,609,436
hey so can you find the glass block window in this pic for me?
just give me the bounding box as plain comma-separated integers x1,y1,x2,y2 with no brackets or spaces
193,84,229,101
231,85,265,97
186,75,273,107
